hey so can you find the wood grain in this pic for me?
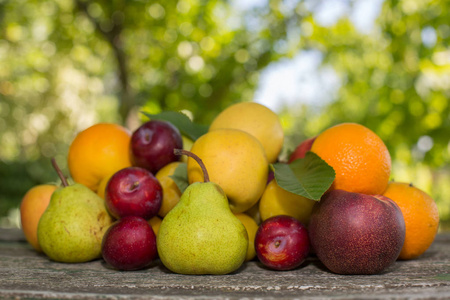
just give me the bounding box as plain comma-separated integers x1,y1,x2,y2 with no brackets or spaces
1,228,449,299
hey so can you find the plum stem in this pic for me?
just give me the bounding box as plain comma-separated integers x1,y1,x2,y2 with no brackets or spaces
51,158,69,187
173,149,209,183
130,181,140,191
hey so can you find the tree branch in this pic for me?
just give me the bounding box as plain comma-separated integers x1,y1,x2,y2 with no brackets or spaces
73,0,133,123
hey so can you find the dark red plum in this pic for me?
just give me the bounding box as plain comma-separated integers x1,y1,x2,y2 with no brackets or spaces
308,189,405,275
130,120,183,174
267,169,275,184
288,136,316,163
102,216,157,271
105,167,162,220
255,215,310,271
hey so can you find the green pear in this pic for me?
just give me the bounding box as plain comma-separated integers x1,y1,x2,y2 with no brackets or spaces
37,159,113,263
157,149,248,275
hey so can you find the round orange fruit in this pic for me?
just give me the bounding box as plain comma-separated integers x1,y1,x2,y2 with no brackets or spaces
68,123,132,192
311,123,391,195
20,184,58,252
383,182,439,260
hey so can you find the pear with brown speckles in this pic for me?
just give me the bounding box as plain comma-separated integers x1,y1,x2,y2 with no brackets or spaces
157,150,248,275
37,159,113,263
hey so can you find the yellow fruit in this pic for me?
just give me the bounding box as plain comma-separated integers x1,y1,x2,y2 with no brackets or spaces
148,216,162,235
245,200,261,225
68,123,132,192
20,184,57,252
234,213,259,261
188,128,268,213
96,171,116,199
155,162,183,217
209,102,284,163
259,180,316,225
383,182,439,260
311,123,391,195
180,136,194,163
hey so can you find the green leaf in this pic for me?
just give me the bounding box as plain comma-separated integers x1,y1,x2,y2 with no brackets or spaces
169,162,189,193
271,152,335,201
142,111,209,141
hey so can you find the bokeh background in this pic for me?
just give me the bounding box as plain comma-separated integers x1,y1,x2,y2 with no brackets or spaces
1,0,449,230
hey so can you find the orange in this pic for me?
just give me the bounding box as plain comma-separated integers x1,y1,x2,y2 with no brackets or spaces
311,123,391,195
383,182,439,260
68,123,132,192
20,184,57,252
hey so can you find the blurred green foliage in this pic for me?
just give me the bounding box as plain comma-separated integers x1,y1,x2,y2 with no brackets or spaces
0,0,449,229
279,0,450,229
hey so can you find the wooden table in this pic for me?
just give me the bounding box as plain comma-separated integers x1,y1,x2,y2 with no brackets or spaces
0,228,449,299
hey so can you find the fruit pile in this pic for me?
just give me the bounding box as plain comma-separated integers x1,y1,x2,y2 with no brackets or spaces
20,102,440,275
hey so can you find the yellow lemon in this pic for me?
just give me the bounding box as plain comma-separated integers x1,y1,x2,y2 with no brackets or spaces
245,200,262,225
155,162,183,217
209,102,284,163
96,171,117,199
259,180,316,225
234,213,259,261
188,128,268,213
180,136,194,163
148,216,162,235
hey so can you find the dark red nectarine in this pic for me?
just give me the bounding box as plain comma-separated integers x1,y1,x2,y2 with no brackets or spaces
308,189,405,275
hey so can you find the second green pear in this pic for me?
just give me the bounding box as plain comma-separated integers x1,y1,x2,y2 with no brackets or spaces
157,181,249,275
37,183,113,263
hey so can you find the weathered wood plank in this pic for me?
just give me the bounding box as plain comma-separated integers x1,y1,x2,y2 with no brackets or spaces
0,228,449,299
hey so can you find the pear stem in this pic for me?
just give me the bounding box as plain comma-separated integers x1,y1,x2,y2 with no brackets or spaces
51,158,69,187
173,149,209,183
